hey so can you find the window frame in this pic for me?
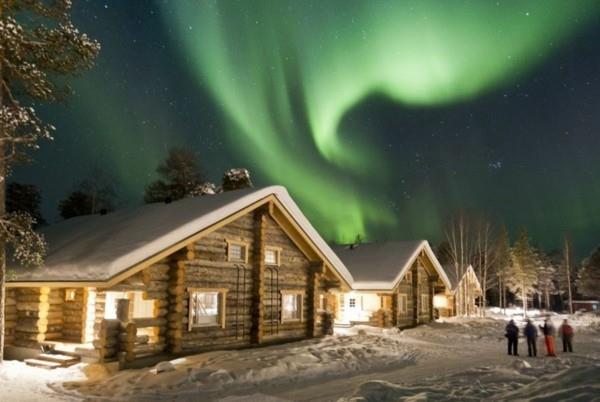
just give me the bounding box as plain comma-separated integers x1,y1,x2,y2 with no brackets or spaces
226,240,249,263
405,271,412,283
421,294,429,313
264,246,282,266
188,287,228,331
280,290,304,323
398,293,408,314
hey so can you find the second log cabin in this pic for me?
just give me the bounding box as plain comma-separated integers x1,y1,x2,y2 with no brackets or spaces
332,241,452,328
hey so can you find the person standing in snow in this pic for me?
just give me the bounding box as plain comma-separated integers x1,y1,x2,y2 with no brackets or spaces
539,318,557,357
559,319,574,353
505,319,519,356
524,319,538,357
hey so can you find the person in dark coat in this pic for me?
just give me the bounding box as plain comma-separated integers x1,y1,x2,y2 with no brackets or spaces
524,319,538,357
539,318,557,357
559,319,574,353
505,319,519,356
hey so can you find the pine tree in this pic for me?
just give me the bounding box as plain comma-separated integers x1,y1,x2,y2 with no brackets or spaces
6,181,44,226
577,246,600,298
0,1,100,361
58,170,116,219
506,229,538,314
144,148,208,203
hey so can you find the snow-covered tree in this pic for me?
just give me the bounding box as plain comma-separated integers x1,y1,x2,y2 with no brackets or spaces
534,249,557,310
505,230,538,314
0,0,99,361
222,168,253,191
144,148,215,203
577,246,600,298
554,238,576,313
493,226,511,310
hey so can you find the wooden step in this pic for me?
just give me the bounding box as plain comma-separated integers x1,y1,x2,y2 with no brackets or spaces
37,353,80,366
24,358,62,369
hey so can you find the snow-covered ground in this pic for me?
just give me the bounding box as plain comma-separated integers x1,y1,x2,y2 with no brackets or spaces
2,309,599,401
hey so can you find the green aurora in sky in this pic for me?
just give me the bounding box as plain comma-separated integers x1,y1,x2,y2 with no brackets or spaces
159,0,599,243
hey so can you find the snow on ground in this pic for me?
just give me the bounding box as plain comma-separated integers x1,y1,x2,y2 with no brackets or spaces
2,309,599,401
343,353,600,401
0,360,109,402
57,331,436,401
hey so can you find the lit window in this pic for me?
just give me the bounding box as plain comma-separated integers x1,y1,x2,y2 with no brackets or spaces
188,289,227,330
227,241,247,262
65,289,77,301
281,292,303,322
349,298,356,308
421,294,429,313
265,248,280,266
398,294,408,314
131,292,154,318
104,291,154,319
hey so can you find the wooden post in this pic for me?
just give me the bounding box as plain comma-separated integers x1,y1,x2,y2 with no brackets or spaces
167,258,185,354
307,262,324,337
251,207,267,344
116,299,136,365
412,265,419,326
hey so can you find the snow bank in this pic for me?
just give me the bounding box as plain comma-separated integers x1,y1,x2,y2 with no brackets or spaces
62,333,424,400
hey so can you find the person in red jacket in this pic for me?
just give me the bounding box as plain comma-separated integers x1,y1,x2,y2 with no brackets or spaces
539,318,557,357
559,319,574,353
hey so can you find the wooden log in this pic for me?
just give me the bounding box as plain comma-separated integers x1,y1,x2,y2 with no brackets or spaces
133,343,166,356
16,302,50,312
133,317,167,328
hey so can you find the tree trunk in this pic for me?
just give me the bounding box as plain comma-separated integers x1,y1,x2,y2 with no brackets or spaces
522,284,527,315
565,239,573,315
0,26,5,362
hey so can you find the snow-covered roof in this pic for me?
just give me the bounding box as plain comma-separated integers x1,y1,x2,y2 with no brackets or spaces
332,240,451,291
9,186,353,286
443,264,481,292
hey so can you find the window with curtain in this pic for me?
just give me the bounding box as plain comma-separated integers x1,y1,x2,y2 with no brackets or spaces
281,292,302,322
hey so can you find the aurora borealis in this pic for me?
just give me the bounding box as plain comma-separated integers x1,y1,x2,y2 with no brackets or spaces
15,1,600,254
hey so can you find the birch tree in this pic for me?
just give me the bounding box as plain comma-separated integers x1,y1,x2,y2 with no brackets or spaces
494,227,511,312
0,0,99,362
444,211,475,285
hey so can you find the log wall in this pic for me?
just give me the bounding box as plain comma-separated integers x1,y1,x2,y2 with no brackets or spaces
262,215,310,341
13,287,63,348
63,288,86,342
416,264,433,324
181,213,255,353
4,288,16,345
396,270,414,328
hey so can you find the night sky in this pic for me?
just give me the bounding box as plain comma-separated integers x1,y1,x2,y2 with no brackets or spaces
15,0,600,255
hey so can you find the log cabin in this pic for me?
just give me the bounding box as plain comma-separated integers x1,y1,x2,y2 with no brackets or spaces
436,265,482,317
332,241,451,328
4,186,353,368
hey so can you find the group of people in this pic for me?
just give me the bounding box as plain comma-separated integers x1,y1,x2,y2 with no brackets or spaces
505,318,574,357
